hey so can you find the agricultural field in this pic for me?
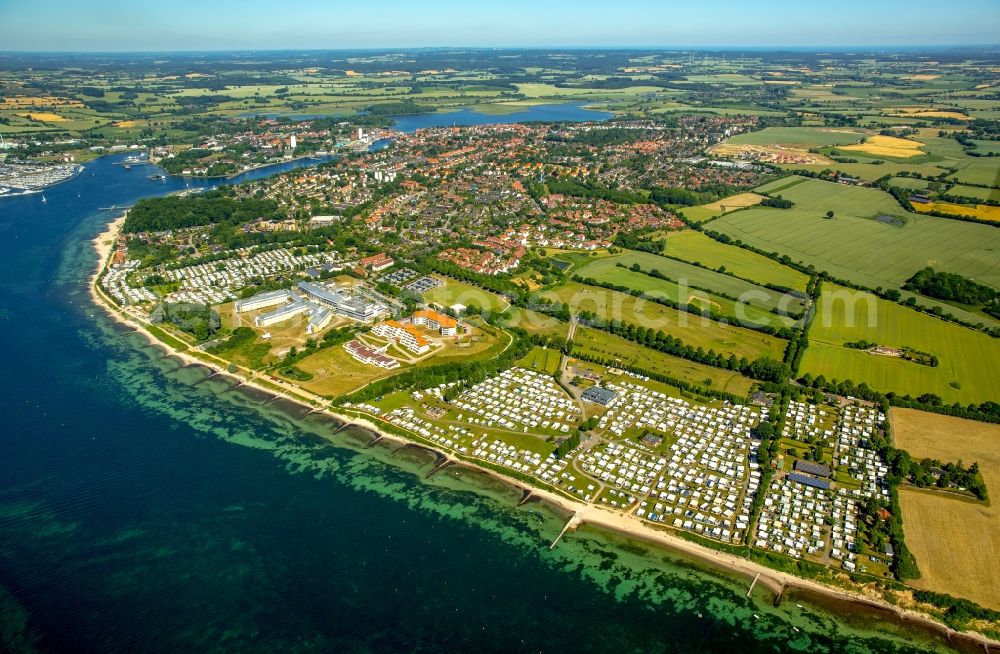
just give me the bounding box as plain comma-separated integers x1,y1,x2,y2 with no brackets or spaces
546,281,788,360
754,176,813,194
725,126,868,147
571,325,757,397
887,108,970,120
801,285,1000,404
786,161,953,183
681,204,727,223
888,177,930,192
574,250,805,316
839,135,926,158
945,184,1000,203
664,229,810,291
969,140,1000,156
948,157,1000,187
911,201,1000,222
580,252,804,327
698,192,765,213
711,177,1000,291
893,408,1000,610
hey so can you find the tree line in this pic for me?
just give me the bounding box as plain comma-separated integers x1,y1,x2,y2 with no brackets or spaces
124,190,283,233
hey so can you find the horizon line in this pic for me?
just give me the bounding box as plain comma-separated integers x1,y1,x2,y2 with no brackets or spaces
2,44,999,55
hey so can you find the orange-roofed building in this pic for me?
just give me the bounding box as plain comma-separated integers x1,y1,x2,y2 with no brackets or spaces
412,309,458,336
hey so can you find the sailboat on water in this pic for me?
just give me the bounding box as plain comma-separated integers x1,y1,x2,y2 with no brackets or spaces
41,194,47,203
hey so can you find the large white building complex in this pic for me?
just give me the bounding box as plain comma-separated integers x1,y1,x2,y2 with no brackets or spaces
235,281,388,333
235,289,292,313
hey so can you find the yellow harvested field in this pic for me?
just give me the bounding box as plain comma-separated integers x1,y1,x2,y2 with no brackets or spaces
903,74,940,81
900,489,1000,610
113,120,138,128
911,201,1000,222
840,134,925,158
890,107,970,120
16,112,67,122
893,408,1000,609
700,192,765,213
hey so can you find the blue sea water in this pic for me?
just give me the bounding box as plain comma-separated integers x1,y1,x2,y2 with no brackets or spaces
0,152,974,653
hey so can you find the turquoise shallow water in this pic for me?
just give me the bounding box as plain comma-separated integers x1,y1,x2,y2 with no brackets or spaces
0,152,977,653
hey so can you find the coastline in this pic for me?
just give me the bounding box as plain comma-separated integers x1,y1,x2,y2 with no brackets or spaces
155,153,338,181
87,215,1000,652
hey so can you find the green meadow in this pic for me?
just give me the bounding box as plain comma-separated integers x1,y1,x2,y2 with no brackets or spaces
573,251,800,328
802,285,1000,404
571,326,757,397
665,230,810,291
727,126,868,147
710,177,1000,291
545,281,787,360
423,279,510,312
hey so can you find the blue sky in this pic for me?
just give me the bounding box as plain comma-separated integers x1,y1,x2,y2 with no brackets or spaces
0,0,997,51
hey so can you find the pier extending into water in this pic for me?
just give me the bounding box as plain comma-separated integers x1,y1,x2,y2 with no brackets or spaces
551,509,585,549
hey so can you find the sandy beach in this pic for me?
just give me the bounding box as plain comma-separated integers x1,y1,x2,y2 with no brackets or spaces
87,215,1000,652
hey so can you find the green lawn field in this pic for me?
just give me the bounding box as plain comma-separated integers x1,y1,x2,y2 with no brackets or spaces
781,162,953,183
949,158,1000,186
422,278,510,312
726,126,869,147
574,249,806,317
545,281,787,360
665,230,810,291
710,177,1000,291
801,285,1000,404
947,184,1000,203
572,256,796,329
571,326,757,397
889,177,930,192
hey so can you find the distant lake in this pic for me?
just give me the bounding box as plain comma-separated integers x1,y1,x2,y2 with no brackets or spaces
391,102,613,132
